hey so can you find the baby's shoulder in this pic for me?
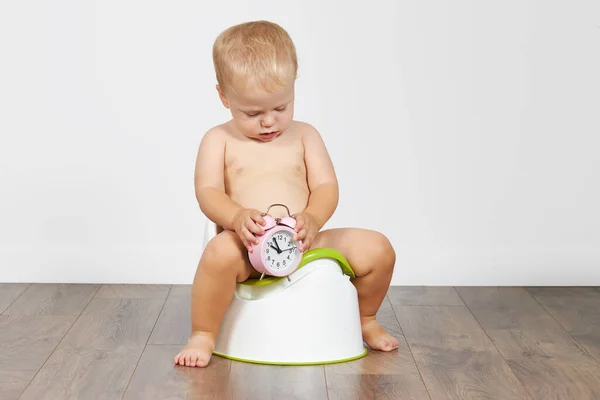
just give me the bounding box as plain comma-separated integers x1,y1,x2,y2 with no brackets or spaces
290,120,328,152
289,121,325,150
199,122,235,149
290,120,320,138
203,122,231,140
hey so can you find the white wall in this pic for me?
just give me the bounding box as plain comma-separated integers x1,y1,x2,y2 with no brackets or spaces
1,1,598,285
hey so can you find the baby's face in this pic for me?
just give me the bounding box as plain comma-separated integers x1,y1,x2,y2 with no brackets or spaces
218,78,295,142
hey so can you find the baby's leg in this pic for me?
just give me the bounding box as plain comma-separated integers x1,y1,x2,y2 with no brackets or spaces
174,230,258,367
311,228,398,351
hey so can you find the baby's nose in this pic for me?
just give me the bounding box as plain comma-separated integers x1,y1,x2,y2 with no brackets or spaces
261,115,275,127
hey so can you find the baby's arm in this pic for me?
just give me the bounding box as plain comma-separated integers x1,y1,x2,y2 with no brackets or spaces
301,123,339,230
194,128,265,250
194,128,241,230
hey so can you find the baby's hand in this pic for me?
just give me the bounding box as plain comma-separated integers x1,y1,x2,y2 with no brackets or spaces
293,212,318,252
233,208,266,252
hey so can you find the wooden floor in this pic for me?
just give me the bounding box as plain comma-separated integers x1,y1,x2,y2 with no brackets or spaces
1,284,600,399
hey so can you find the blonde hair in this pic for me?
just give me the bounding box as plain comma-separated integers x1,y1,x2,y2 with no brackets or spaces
213,20,298,91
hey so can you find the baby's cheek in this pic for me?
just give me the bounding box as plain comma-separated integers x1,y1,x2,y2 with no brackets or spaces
240,120,258,135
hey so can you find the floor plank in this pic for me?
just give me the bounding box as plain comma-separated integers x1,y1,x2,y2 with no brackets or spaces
458,287,600,400
0,315,76,400
18,297,165,399
228,362,327,400
388,286,464,306
19,348,138,400
0,283,30,314
325,297,430,399
3,284,99,316
95,284,171,299
59,298,166,353
527,287,600,362
394,304,530,399
148,285,191,345
123,344,230,400
326,374,420,400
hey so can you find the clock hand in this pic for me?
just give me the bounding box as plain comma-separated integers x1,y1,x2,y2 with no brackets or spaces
272,238,282,252
270,245,281,253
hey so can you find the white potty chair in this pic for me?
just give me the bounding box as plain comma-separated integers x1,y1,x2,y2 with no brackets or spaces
202,219,367,365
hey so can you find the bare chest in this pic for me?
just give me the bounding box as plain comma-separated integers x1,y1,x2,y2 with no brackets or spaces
221,131,310,216
225,139,305,181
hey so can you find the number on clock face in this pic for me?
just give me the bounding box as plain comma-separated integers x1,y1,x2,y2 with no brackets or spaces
265,231,298,270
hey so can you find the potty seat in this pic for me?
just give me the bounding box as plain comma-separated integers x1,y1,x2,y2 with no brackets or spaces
202,218,367,365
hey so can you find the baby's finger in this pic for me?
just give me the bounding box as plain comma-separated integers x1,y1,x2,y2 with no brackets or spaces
243,227,259,246
250,210,265,226
299,237,310,252
294,216,304,232
237,232,252,252
294,227,307,242
245,219,264,235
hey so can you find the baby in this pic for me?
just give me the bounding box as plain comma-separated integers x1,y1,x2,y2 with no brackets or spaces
174,20,398,368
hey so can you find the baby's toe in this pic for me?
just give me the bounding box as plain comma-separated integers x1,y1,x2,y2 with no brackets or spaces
174,353,183,365
380,338,398,351
196,355,209,368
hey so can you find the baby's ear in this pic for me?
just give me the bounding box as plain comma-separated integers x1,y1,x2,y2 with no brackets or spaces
216,84,230,109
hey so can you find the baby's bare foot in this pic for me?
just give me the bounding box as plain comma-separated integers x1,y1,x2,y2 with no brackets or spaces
361,317,399,351
174,332,215,367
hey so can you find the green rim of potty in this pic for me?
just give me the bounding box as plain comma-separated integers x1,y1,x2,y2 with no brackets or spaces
213,347,367,366
241,247,356,286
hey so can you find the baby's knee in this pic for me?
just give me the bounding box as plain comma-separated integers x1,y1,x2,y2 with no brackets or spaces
370,231,396,267
202,231,246,274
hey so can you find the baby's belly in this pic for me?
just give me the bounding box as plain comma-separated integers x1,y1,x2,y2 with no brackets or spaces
227,176,309,218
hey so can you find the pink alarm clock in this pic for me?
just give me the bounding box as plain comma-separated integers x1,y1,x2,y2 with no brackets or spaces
248,203,303,278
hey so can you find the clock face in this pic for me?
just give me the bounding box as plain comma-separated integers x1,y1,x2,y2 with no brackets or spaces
264,230,299,272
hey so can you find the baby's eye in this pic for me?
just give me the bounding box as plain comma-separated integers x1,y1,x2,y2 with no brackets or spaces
245,112,260,117
275,106,287,112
